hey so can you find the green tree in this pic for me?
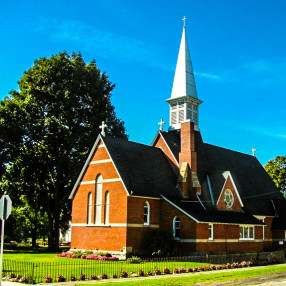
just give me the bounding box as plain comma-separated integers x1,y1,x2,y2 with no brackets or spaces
0,52,127,249
265,156,286,198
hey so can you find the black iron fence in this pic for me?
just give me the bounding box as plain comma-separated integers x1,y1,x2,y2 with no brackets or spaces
3,256,209,283
3,251,283,283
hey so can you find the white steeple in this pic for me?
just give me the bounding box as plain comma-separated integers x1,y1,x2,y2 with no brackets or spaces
166,17,202,130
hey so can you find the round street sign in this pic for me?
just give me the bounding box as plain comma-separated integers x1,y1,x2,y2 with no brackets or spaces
0,195,12,220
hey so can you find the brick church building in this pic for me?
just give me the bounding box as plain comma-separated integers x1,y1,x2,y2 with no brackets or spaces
69,21,286,254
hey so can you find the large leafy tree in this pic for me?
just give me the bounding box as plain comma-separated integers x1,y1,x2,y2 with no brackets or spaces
0,52,127,249
265,156,286,198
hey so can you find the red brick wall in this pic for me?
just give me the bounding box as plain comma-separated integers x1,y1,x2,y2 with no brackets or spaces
216,176,242,211
153,135,178,166
71,140,128,251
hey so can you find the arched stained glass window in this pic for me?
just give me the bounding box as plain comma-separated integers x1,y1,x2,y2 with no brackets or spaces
94,174,103,224
104,191,110,225
87,192,92,224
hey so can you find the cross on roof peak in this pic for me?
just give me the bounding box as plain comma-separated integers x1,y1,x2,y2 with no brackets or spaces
99,121,107,137
251,147,256,157
158,118,165,131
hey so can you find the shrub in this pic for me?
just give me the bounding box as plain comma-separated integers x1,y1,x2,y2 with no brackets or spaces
193,267,198,272
173,268,179,274
127,256,142,263
187,267,193,272
216,265,222,270
199,266,205,271
90,274,98,280
120,270,128,278
20,276,29,284
147,270,153,276
15,275,22,282
154,269,161,275
179,267,186,273
138,269,144,276
57,274,66,282
112,274,118,278
100,273,108,279
79,273,86,280
232,262,239,268
247,261,253,267
44,276,53,283
210,265,216,270
81,254,87,259
204,266,210,271
163,267,170,274
70,274,76,281
9,273,16,279
226,263,231,269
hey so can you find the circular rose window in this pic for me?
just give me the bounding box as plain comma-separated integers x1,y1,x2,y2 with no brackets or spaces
224,189,234,208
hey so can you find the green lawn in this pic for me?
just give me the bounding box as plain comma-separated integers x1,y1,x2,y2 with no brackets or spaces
75,264,286,286
4,252,62,262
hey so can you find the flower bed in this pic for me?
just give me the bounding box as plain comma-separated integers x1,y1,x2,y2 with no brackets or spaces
56,252,119,261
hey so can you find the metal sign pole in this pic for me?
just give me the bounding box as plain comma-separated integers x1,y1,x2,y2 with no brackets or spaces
0,219,5,286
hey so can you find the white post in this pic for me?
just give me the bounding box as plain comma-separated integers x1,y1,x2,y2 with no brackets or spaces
0,219,5,286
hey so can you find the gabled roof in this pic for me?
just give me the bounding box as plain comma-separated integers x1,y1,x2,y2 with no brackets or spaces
70,135,181,200
153,129,285,216
100,136,180,199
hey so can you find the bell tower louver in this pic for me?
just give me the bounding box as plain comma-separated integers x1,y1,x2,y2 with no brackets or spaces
166,18,202,130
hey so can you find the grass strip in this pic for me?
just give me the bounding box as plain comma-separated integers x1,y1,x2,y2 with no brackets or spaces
71,264,286,286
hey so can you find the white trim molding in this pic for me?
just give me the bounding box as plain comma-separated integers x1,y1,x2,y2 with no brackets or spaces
71,223,160,228
80,178,121,185
90,159,112,165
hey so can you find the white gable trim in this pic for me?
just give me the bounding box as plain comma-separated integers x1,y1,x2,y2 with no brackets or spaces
216,171,244,207
69,135,129,200
151,131,179,166
69,134,102,199
161,195,199,223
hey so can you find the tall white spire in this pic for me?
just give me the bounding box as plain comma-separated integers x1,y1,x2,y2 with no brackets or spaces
171,19,197,99
166,18,202,130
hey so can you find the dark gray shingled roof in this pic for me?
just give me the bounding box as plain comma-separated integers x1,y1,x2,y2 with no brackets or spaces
271,199,286,230
155,130,285,218
163,196,264,225
102,136,180,199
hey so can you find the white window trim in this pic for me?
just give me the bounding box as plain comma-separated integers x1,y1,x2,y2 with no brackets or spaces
144,201,150,225
239,225,255,240
208,224,214,240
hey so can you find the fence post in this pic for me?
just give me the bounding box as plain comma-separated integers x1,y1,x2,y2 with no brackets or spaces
31,262,35,284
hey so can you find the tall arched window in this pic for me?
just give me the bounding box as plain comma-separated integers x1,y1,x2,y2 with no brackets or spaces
144,201,150,225
104,191,110,225
94,174,103,224
87,192,92,224
173,216,180,239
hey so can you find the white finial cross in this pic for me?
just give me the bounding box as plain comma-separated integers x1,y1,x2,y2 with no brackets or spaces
158,118,165,131
251,147,256,157
99,121,107,136
182,16,186,27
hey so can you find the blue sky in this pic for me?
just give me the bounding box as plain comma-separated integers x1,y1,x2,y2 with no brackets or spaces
1,0,285,165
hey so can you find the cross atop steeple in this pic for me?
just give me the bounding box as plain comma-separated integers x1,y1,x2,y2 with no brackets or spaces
158,118,165,131
251,147,256,157
182,16,186,27
99,121,107,136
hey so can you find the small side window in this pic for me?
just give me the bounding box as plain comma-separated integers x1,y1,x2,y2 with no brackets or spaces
144,202,150,225
173,217,180,239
